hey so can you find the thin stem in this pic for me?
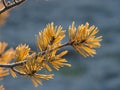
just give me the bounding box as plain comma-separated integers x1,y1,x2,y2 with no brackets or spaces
0,42,71,75
12,67,26,75
39,42,71,56
0,0,27,14
0,60,27,68
51,42,71,51
0,42,70,68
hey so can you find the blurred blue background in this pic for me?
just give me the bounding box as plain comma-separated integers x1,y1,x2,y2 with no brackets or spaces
0,0,120,90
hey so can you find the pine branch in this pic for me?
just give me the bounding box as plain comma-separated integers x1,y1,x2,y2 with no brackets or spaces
0,42,70,68
38,42,71,56
0,42,70,75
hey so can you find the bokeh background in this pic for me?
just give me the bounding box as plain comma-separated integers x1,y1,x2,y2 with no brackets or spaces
0,0,120,90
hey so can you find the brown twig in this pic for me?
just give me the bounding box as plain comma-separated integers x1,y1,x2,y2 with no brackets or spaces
0,42,70,68
0,60,27,75
0,60,27,68
12,67,26,75
0,42,71,75
38,42,71,56
0,0,27,14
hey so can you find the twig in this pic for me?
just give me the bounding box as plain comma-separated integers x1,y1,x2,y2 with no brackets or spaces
39,42,71,56
0,42,70,68
0,60,27,75
0,42,71,67
0,0,27,14
0,60,27,68
12,67,26,75
0,42,71,75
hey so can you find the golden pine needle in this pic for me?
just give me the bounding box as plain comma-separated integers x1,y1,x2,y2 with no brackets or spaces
9,69,17,78
15,44,30,62
68,22,102,57
39,50,71,71
36,22,66,51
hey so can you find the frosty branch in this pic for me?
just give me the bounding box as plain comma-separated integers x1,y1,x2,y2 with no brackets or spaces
0,0,27,14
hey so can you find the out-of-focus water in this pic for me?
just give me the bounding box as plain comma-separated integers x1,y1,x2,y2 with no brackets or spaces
0,0,120,90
